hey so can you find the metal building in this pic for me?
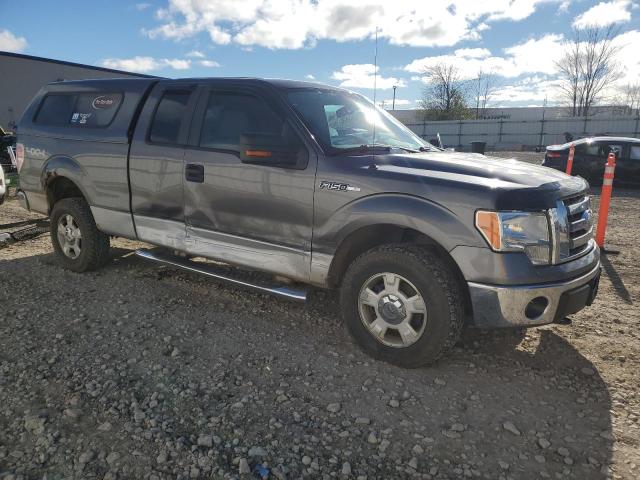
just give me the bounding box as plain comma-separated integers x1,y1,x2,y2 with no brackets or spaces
0,52,154,131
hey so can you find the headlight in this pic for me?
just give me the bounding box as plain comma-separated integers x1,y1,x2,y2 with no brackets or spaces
475,210,551,265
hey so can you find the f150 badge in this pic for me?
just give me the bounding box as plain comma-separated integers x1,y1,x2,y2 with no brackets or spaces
319,181,360,192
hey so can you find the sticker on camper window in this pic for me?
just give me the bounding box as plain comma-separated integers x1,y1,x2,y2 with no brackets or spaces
71,113,80,123
78,113,92,124
92,96,116,109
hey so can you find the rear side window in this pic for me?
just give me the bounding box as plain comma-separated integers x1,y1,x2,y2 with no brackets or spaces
35,95,75,125
35,93,123,127
199,93,284,150
149,91,192,144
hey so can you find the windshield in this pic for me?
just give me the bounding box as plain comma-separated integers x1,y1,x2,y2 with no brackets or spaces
285,88,435,154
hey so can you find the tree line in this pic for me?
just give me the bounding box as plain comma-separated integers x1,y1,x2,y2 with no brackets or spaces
418,25,639,121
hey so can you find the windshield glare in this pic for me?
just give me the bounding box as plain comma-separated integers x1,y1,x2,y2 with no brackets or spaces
286,88,433,154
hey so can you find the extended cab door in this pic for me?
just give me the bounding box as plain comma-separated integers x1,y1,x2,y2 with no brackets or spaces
129,82,198,248
181,83,317,281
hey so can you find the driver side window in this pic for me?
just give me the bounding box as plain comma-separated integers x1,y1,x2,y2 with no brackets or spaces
199,93,284,151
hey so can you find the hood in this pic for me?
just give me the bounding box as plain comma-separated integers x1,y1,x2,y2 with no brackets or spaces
367,151,589,210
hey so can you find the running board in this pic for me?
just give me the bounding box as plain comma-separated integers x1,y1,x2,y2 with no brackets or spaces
135,249,307,302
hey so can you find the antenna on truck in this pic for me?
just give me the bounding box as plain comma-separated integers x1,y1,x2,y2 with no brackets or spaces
373,26,378,146
370,26,379,170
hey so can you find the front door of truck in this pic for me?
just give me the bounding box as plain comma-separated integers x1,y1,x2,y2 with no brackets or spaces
181,84,317,281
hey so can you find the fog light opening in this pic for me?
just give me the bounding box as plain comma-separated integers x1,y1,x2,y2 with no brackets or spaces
525,296,549,320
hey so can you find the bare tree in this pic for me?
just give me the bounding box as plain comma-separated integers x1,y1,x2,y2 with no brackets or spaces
556,31,583,117
555,25,622,117
419,63,470,120
617,82,640,115
473,70,496,119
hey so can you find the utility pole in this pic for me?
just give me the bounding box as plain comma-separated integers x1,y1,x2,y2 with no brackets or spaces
476,74,481,119
392,85,397,110
539,95,547,149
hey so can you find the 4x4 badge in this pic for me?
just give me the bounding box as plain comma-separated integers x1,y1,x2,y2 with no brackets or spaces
319,181,361,192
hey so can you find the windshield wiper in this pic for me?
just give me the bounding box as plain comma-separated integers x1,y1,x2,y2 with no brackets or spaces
393,146,421,153
334,144,434,155
335,144,392,154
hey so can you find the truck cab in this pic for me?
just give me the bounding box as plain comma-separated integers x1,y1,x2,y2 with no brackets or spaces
16,78,601,367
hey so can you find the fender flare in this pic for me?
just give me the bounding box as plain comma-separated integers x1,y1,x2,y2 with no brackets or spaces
315,193,482,257
40,155,92,208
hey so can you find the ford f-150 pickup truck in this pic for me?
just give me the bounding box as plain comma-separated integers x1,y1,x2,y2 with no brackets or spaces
15,78,601,367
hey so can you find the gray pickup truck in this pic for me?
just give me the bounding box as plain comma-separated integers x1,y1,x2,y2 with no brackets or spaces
16,78,600,367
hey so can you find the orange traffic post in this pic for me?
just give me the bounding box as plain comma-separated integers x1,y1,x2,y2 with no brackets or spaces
595,152,617,248
565,144,575,175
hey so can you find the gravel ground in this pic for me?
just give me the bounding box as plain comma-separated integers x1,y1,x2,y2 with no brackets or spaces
1,170,639,479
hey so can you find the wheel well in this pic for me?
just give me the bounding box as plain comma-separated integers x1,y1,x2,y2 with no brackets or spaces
46,177,84,212
328,224,472,317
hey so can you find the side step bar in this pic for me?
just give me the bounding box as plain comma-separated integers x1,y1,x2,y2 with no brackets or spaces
135,249,307,302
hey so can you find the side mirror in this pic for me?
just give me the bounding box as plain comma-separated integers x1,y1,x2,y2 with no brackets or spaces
239,133,300,166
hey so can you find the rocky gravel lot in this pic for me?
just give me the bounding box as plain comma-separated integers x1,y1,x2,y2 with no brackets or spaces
1,169,639,479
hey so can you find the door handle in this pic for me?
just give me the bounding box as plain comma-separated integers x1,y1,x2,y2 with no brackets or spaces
185,163,204,183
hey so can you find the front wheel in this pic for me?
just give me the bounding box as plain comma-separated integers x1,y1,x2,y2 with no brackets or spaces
340,245,464,368
50,198,110,272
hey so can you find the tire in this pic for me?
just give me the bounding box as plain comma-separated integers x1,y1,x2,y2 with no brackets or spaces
50,197,110,272
340,245,464,368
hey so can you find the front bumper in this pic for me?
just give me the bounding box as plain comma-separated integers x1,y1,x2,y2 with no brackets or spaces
468,262,601,328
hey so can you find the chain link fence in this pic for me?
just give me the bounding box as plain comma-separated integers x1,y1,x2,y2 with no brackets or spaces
401,114,640,151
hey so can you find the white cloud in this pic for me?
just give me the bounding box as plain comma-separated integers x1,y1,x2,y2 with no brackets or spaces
405,34,565,79
199,59,220,67
331,64,406,90
612,29,640,86
557,0,571,13
0,29,27,53
186,50,205,58
144,0,560,49
136,3,152,10
491,76,564,104
573,0,632,28
163,58,190,70
305,74,316,80
453,48,491,59
101,56,191,72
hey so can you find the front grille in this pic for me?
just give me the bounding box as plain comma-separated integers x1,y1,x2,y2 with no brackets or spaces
559,194,593,261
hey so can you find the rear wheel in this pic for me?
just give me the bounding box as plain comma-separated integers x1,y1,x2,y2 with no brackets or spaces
340,245,464,368
50,198,110,272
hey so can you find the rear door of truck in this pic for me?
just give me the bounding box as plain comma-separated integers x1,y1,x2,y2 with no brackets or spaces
129,81,199,248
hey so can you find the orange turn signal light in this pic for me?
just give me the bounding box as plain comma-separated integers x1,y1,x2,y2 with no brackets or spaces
244,149,272,158
475,211,502,250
